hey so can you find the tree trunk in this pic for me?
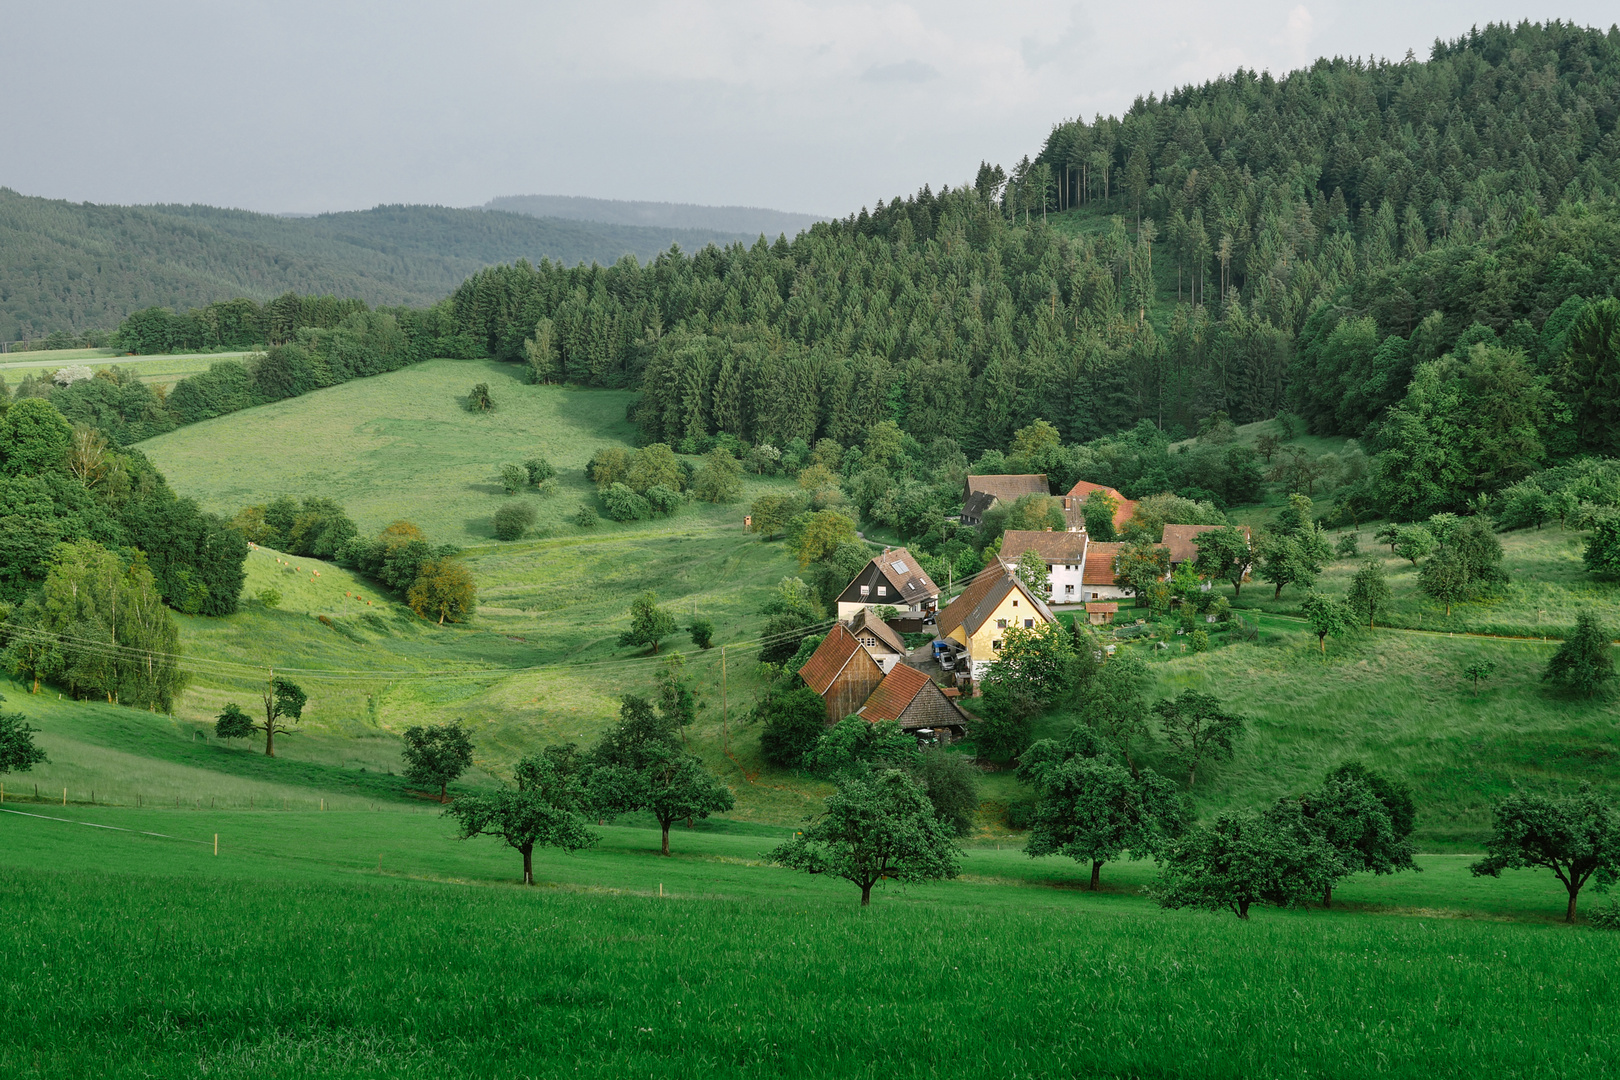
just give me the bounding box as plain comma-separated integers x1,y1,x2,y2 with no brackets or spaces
265,726,275,757
521,843,534,886
1090,861,1102,890
661,819,671,855
1237,899,1250,919
1319,635,1327,656
1323,885,1332,908
1274,582,1284,599
1566,884,1579,923
860,883,872,906
1187,764,1197,788
440,781,447,804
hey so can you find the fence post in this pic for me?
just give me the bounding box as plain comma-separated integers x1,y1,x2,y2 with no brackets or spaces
214,834,218,856
62,788,66,806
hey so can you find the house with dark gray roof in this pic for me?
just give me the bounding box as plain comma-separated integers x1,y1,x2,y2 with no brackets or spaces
834,547,940,621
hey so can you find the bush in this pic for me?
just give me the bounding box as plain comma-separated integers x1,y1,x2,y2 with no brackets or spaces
468,383,493,411
600,482,650,522
572,505,598,528
911,748,979,836
255,587,281,609
1335,533,1359,558
689,617,714,649
756,686,828,769
492,502,537,541
498,464,527,495
1189,629,1210,652
1591,899,1620,930
644,484,683,516
524,457,556,485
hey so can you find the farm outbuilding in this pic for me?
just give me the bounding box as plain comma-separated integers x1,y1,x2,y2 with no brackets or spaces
798,624,885,723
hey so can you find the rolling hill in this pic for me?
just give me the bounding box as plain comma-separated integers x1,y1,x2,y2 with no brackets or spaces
485,193,824,236
0,191,756,341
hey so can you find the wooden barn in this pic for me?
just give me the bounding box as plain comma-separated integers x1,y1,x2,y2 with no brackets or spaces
798,624,884,723
856,664,970,741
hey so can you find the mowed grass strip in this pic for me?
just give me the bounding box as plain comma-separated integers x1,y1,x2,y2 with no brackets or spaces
1,806,1617,1079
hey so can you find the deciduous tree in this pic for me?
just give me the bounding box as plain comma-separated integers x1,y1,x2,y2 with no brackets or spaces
1471,785,1620,922
1022,746,1186,890
407,559,478,624
1542,610,1615,698
1298,769,1417,905
1301,591,1354,658
769,768,960,905
401,719,476,802
1154,689,1244,787
445,751,596,884
618,591,678,654
1346,560,1390,629
0,712,48,775
215,676,306,757
1153,803,1346,919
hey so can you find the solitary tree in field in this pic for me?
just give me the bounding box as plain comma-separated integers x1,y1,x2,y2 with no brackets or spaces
1300,591,1354,658
1543,610,1615,698
498,463,527,495
1154,690,1244,787
770,769,960,906
1021,747,1186,890
215,677,307,757
1373,524,1399,552
1462,659,1497,694
1346,560,1390,629
689,617,714,650
1193,526,1255,598
583,695,731,854
618,592,678,654
1153,802,1345,919
1471,785,1620,922
445,751,596,885
1298,769,1417,906
401,719,475,802
467,383,494,411
0,712,48,775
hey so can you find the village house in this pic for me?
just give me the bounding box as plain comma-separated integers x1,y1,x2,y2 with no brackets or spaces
847,607,908,673
1066,480,1137,535
995,529,1091,608
833,547,940,622
1161,524,1253,582
798,624,885,723
935,568,1057,682
855,663,970,741
1084,600,1119,625
959,474,1050,527
1080,541,1133,601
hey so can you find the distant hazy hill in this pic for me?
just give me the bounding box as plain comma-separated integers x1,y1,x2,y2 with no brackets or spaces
485,194,824,237
0,190,755,339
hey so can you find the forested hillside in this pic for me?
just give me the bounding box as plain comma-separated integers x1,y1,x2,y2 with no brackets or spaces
486,194,822,236
422,21,1620,513
0,192,750,341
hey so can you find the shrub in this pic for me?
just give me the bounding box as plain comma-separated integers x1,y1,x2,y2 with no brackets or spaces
572,505,598,528
492,502,537,541
644,484,683,516
600,482,650,522
498,464,527,495
1335,533,1359,558
524,457,556,485
255,587,282,609
467,383,493,411
689,617,715,649
756,685,828,769
1189,629,1210,652
1591,899,1620,930
911,748,979,836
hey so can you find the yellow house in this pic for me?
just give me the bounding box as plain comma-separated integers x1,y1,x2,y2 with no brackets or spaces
935,570,1056,682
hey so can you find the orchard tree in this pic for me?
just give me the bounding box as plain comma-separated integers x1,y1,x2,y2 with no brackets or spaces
689,617,715,650
1298,769,1417,905
407,559,478,624
401,719,475,802
1583,511,1620,579
1192,525,1255,598
1543,611,1616,697
1257,528,1331,599
786,510,859,568
769,768,960,906
1346,560,1390,629
1462,659,1497,693
1154,689,1244,787
1471,785,1620,922
1301,591,1354,658
1075,651,1154,773
618,591,678,654
1393,525,1436,565
1022,749,1187,890
0,712,48,775
215,676,307,757
1153,803,1346,919
584,695,732,854
445,751,597,885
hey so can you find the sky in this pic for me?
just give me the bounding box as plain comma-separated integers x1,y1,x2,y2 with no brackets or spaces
2,1,1616,217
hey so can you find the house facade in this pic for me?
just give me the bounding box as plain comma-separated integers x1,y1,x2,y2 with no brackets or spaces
959,474,1049,526
847,607,908,673
996,529,1091,608
935,570,1057,682
834,547,940,621
1080,541,1133,601
798,624,885,723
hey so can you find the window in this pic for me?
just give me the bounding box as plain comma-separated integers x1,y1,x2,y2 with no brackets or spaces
1091,592,1099,599
860,585,870,596
1065,584,1074,593
1012,599,1019,607
992,639,1002,650
1024,619,1034,629
996,619,1007,629
877,586,887,596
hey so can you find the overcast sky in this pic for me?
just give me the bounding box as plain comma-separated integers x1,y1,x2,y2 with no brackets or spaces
3,1,1615,217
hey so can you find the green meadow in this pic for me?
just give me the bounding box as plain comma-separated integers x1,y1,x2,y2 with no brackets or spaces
0,349,235,391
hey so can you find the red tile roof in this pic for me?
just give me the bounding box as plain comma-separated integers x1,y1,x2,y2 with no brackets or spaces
1066,481,1136,532
967,474,1049,502
1084,601,1119,613
856,664,932,723
1082,542,1125,585
1161,523,1250,565
798,625,866,696
999,530,1089,565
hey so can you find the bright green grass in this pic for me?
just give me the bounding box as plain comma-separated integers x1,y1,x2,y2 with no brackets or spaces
2,805,1617,1079
1232,523,1620,638
0,350,236,391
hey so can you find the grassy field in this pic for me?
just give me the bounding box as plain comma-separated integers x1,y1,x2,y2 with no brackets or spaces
1,803,1617,1079
0,349,237,392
